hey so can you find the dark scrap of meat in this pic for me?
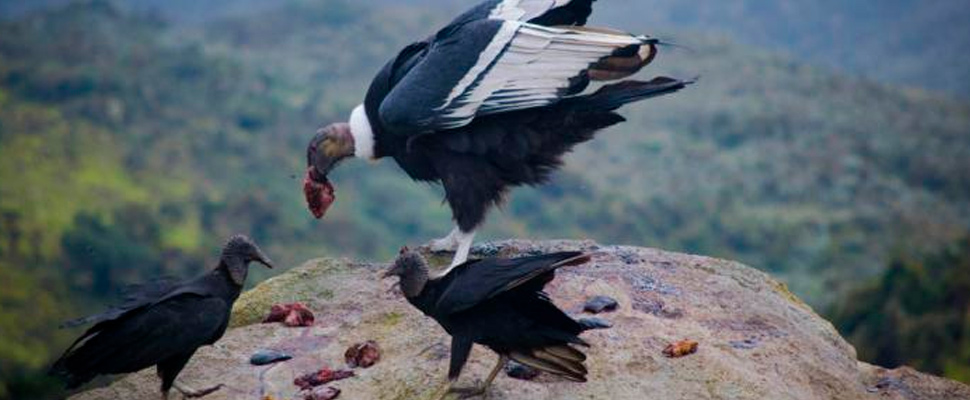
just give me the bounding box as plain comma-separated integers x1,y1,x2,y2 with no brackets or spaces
303,167,335,219
294,367,354,390
344,340,381,368
263,303,315,327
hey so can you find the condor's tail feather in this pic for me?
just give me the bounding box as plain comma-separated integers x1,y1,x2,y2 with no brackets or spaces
573,77,694,111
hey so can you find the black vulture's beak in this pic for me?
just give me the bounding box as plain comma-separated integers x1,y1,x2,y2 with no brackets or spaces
381,263,402,279
255,252,275,269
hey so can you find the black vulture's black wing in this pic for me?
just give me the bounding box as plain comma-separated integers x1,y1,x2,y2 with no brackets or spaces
433,252,589,316
60,277,183,329
50,293,229,385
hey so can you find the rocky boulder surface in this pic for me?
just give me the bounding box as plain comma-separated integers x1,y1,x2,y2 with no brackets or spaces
72,240,970,400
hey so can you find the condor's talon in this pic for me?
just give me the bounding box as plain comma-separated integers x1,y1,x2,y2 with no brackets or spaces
428,227,462,253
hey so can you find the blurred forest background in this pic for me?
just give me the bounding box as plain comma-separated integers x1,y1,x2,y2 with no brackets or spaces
0,0,968,398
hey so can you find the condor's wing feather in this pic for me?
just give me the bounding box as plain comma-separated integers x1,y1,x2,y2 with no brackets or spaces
452,0,596,26
432,252,589,315
377,19,657,135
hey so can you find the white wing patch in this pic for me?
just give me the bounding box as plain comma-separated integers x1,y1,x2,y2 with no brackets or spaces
488,0,575,21
435,21,651,129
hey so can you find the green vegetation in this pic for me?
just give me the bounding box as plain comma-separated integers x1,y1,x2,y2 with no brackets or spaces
0,0,968,397
832,237,970,383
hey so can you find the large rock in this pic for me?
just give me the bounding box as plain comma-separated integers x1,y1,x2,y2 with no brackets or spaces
72,240,970,400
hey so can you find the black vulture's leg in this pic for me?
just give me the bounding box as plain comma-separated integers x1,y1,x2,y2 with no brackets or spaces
444,355,509,399
434,336,474,400
158,353,222,398
480,354,509,394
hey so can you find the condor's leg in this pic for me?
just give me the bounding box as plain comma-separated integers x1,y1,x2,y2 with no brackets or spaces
428,227,476,273
448,229,476,271
433,155,501,273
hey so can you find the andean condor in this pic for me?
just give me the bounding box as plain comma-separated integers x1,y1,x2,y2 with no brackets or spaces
304,0,691,270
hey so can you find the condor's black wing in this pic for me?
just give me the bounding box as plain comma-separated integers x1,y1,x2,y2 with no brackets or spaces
377,18,658,135
451,0,597,27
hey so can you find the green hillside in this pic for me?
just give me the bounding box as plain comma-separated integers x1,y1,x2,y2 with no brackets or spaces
1,0,969,397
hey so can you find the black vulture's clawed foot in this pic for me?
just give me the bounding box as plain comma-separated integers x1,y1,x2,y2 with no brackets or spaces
452,386,488,399
434,383,489,400
174,382,224,398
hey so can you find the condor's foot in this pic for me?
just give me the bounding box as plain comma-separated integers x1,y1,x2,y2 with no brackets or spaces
427,228,461,253
173,381,223,398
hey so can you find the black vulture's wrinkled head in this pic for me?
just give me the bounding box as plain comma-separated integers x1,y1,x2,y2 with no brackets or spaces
221,235,274,285
222,235,274,268
304,123,353,219
382,247,430,298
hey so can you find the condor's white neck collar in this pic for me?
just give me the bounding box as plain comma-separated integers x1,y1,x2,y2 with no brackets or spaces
349,104,375,160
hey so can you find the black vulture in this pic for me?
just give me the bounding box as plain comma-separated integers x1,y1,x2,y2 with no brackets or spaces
49,235,274,399
382,249,592,398
303,0,692,271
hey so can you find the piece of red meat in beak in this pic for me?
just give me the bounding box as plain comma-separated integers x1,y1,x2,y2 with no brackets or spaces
303,167,335,219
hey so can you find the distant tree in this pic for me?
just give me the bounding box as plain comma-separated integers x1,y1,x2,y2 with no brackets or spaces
832,236,970,382
61,208,164,296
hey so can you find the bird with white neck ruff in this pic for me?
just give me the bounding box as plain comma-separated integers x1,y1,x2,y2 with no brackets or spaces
303,0,692,272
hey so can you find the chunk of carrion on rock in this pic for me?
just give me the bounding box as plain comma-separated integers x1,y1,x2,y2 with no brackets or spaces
294,367,354,390
344,341,381,368
302,386,340,400
263,303,315,327
662,339,699,358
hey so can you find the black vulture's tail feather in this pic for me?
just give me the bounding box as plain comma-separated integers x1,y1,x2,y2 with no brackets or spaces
49,355,96,389
574,77,694,111
510,345,589,382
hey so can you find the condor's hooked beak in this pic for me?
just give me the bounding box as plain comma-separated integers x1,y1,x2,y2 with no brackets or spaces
304,123,353,219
